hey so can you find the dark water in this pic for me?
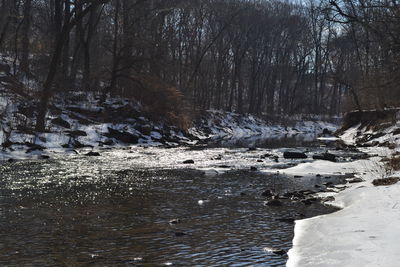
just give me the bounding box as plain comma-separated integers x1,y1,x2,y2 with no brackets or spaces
0,139,347,266
206,134,335,149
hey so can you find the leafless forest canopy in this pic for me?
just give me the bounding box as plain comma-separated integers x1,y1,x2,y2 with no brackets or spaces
0,0,399,130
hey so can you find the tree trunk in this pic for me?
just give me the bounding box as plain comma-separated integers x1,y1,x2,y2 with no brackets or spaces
20,0,32,74
36,2,103,131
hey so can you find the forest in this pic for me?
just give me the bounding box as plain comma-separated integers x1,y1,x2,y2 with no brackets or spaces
2,1,400,266
0,0,399,131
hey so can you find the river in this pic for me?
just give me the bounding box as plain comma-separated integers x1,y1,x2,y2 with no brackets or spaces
0,135,356,266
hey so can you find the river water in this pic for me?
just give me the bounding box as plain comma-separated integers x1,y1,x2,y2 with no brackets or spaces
0,135,353,266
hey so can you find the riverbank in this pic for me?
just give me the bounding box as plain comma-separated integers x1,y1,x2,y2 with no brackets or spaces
0,92,337,161
287,109,400,266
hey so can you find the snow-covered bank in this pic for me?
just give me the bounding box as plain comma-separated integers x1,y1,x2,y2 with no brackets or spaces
286,154,400,267
0,92,338,161
287,111,400,266
190,110,337,141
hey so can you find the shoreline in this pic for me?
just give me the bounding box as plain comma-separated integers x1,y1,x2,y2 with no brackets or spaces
0,98,337,162
287,123,400,266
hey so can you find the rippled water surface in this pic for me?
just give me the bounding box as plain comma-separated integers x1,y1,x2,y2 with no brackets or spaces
0,139,347,266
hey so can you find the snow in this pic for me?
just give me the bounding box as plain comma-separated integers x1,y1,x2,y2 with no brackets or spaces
0,90,338,161
317,136,339,141
278,160,358,176
190,110,337,142
340,124,361,145
287,136,400,267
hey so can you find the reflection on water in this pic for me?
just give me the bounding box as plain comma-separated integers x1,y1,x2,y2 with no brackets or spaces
0,150,342,266
206,134,335,149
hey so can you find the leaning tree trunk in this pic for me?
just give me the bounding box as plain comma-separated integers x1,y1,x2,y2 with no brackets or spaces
35,27,68,132
35,2,104,132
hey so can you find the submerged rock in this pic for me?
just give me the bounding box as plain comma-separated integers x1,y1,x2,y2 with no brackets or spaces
264,199,283,206
86,151,100,156
174,232,187,237
283,152,307,159
312,153,336,162
183,159,195,164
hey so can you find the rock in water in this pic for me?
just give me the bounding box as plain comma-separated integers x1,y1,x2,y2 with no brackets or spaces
183,159,194,164
263,247,286,255
174,232,187,237
264,199,283,206
312,153,336,162
261,190,273,197
283,152,307,159
86,151,100,157
169,219,181,225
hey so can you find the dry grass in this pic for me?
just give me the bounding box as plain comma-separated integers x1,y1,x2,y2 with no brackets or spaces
119,74,193,130
372,177,400,186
